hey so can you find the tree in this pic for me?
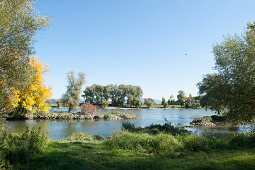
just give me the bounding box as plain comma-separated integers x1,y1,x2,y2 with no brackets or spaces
198,23,255,123
82,84,143,107
144,98,154,108
177,90,187,108
185,94,195,108
168,95,175,105
161,97,168,108
56,99,62,108
132,97,142,108
3,57,52,113
62,71,85,113
102,99,109,108
197,74,228,114
0,0,49,110
127,94,134,107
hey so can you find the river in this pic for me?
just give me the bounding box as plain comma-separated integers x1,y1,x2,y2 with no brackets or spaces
6,108,252,140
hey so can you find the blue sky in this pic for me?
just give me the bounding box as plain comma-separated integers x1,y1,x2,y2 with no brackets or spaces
34,0,255,100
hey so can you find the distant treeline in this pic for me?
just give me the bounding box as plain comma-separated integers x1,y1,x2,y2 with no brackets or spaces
82,84,143,107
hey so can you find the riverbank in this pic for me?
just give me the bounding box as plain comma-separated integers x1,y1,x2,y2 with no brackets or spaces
51,104,198,110
3,130,255,169
0,111,138,121
104,105,201,110
16,141,255,170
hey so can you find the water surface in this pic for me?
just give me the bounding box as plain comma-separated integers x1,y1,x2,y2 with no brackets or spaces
7,108,251,140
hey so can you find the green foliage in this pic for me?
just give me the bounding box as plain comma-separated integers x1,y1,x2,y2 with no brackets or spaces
62,71,86,112
65,132,93,142
167,95,176,105
11,139,255,170
106,131,255,155
0,119,9,135
198,23,255,123
198,74,228,114
122,121,190,136
1,130,255,169
105,132,182,154
161,97,168,108
177,90,187,107
101,99,109,108
122,121,136,132
82,84,143,107
65,133,105,142
0,128,48,167
132,97,142,108
92,135,105,141
144,98,155,108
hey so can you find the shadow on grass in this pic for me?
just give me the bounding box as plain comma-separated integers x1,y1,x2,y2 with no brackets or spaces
17,142,255,170
19,142,167,170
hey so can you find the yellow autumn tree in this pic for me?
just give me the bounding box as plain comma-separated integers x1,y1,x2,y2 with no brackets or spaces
5,57,52,113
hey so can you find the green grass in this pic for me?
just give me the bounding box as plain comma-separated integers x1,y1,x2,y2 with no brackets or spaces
16,140,255,170
2,125,255,169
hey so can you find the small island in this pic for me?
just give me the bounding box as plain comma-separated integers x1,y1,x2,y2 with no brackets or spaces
189,114,228,127
1,111,138,121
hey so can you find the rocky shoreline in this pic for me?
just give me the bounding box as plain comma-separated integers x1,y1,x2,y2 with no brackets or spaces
0,112,139,121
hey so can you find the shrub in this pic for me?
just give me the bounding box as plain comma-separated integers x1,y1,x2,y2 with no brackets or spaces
0,118,8,135
104,132,182,154
0,128,48,167
81,103,97,116
122,121,136,132
122,121,190,136
92,135,105,141
178,135,229,152
230,133,255,147
66,132,93,142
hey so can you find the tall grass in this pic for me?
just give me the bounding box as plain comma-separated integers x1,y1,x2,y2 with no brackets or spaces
65,132,105,142
105,132,182,155
122,121,190,135
105,131,255,155
0,127,48,168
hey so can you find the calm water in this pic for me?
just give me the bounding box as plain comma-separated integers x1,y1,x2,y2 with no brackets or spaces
7,108,252,140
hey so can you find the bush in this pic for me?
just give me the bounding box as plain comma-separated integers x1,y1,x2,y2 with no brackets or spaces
66,132,93,142
122,121,136,132
65,133,105,142
105,132,182,154
0,119,8,134
122,121,190,136
230,133,255,147
81,103,97,116
92,135,105,141
0,128,48,167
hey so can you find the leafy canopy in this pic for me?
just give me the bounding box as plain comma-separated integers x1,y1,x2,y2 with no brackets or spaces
198,23,255,123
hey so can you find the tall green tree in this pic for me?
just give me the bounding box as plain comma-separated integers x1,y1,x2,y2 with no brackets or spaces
144,98,154,108
185,94,195,108
161,97,168,108
132,97,142,108
177,90,186,108
198,23,255,123
168,95,175,105
62,71,86,112
197,74,229,114
82,84,143,107
127,94,134,107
